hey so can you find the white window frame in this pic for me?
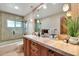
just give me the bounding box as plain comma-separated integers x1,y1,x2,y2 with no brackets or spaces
7,20,15,27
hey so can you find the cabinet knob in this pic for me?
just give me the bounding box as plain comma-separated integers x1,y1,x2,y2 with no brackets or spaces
32,49,35,52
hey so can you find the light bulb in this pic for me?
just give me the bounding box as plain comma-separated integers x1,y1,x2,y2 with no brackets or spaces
42,4,47,9
14,6,19,9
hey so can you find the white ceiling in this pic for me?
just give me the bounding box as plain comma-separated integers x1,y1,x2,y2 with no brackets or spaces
0,3,65,18
0,3,40,16
35,3,65,19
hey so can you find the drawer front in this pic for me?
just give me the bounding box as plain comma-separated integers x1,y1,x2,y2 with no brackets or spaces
31,48,40,56
31,41,40,56
31,41,39,49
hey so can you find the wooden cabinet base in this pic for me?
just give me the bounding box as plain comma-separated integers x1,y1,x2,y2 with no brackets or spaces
23,38,64,56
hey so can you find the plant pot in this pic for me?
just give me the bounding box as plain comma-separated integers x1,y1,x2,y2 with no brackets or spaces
69,37,79,45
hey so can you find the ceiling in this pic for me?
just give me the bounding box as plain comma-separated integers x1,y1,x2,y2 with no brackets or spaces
35,3,65,19
0,3,65,19
0,3,40,16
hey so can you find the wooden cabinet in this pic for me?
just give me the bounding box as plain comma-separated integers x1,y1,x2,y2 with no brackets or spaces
23,38,64,56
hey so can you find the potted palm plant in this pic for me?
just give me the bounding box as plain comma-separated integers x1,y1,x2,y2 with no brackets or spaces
66,16,79,44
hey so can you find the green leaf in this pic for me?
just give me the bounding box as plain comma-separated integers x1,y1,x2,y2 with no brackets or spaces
66,16,79,37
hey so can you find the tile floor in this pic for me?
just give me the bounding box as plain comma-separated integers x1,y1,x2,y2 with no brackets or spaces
0,39,24,56
2,50,24,56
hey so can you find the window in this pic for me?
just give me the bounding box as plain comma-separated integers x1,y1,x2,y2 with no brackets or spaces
7,20,15,27
16,21,22,27
7,20,22,27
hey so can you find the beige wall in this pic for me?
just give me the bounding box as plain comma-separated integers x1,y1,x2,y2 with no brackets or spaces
0,12,24,40
40,12,65,34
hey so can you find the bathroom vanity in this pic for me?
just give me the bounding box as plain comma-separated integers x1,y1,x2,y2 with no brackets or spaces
23,35,79,56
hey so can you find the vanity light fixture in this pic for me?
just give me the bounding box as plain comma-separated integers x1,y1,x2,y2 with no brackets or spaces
63,4,69,12
14,6,19,10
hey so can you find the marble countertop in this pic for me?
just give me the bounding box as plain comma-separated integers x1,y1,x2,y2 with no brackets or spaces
23,35,79,56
